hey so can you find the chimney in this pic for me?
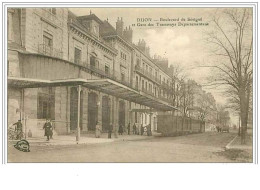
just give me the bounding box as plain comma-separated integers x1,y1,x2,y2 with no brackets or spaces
116,17,124,36
123,25,133,43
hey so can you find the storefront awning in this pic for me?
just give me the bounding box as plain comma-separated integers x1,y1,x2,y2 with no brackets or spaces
8,77,177,111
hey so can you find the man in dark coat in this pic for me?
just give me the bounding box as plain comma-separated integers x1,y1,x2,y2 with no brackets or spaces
133,123,136,135
118,125,123,135
141,124,144,136
108,122,113,139
43,119,53,141
127,122,131,135
13,119,23,140
147,124,152,136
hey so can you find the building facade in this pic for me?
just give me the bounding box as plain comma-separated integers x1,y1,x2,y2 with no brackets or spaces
7,8,176,138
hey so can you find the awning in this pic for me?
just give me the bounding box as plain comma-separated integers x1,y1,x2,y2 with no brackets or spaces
8,77,177,111
130,109,157,113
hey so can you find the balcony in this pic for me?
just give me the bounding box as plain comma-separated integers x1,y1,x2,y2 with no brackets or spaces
142,87,154,97
38,44,63,59
160,81,173,93
83,62,131,87
158,94,173,104
135,65,161,84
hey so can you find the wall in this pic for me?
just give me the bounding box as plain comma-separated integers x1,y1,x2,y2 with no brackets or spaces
157,115,205,136
22,8,68,60
8,88,21,127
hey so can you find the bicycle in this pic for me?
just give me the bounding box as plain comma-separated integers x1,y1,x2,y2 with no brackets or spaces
8,127,25,140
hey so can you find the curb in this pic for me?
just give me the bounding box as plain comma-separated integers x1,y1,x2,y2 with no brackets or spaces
225,135,238,150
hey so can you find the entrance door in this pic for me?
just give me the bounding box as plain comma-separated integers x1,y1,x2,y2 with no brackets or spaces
88,92,98,131
102,96,110,132
118,100,125,128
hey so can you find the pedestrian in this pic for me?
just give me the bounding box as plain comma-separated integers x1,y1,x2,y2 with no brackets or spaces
136,123,140,135
49,119,54,139
13,119,23,140
95,121,101,138
147,124,152,136
127,122,131,135
141,124,144,136
108,122,113,139
133,123,136,135
118,125,123,135
43,119,53,141
144,125,148,135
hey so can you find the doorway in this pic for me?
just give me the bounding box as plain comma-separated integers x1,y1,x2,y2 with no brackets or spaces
88,92,98,131
102,96,110,132
118,100,125,128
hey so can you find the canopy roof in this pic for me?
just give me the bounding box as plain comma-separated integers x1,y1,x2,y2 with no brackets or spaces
8,77,177,111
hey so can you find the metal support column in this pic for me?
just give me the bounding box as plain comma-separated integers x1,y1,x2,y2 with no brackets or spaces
76,85,81,143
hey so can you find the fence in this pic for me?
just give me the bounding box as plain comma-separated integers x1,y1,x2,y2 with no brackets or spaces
157,115,205,136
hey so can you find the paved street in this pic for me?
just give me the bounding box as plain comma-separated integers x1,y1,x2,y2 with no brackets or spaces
8,131,242,163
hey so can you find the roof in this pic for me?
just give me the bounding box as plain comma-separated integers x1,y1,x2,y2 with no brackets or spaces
100,20,117,37
77,14,103,25
8,77,177,111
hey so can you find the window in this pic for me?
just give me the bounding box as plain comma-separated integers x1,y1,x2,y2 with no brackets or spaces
90,56,96,68
136,59,140,66
120,51,126,60
142,80,144,90
145,82,147,90
43,33,53,55
149,68,152,74
74,48,81,64
121,73,125,82
105,65,109,75
146,65,148,71
37,88,55,120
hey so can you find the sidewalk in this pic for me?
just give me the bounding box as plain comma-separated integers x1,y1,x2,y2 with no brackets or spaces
15,132,161,147
225,135,253,150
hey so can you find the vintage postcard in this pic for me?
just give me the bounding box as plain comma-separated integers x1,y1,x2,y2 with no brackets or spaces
5,4,255,163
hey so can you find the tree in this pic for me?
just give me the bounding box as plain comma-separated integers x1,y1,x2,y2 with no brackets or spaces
205,8,253,144
171,63,186,115
196,91,217,122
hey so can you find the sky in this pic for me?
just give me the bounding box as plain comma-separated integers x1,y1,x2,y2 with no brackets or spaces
69,8,240,124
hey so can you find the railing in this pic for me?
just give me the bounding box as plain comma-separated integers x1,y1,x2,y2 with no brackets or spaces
83,62,131,87
158,94,173,104
135,65,161,84
38,44,63,59
142,87,154,97
140,86,173,105
161,81,170,89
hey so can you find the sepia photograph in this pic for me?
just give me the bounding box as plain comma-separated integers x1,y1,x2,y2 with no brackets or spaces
4,4,255,163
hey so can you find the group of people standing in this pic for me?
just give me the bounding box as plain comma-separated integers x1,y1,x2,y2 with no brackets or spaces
95,122,153,139
122,122,152,136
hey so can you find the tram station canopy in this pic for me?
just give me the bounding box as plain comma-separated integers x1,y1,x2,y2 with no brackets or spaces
8,77,177,111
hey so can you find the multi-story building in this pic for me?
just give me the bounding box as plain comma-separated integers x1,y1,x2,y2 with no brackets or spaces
7,8,176,138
